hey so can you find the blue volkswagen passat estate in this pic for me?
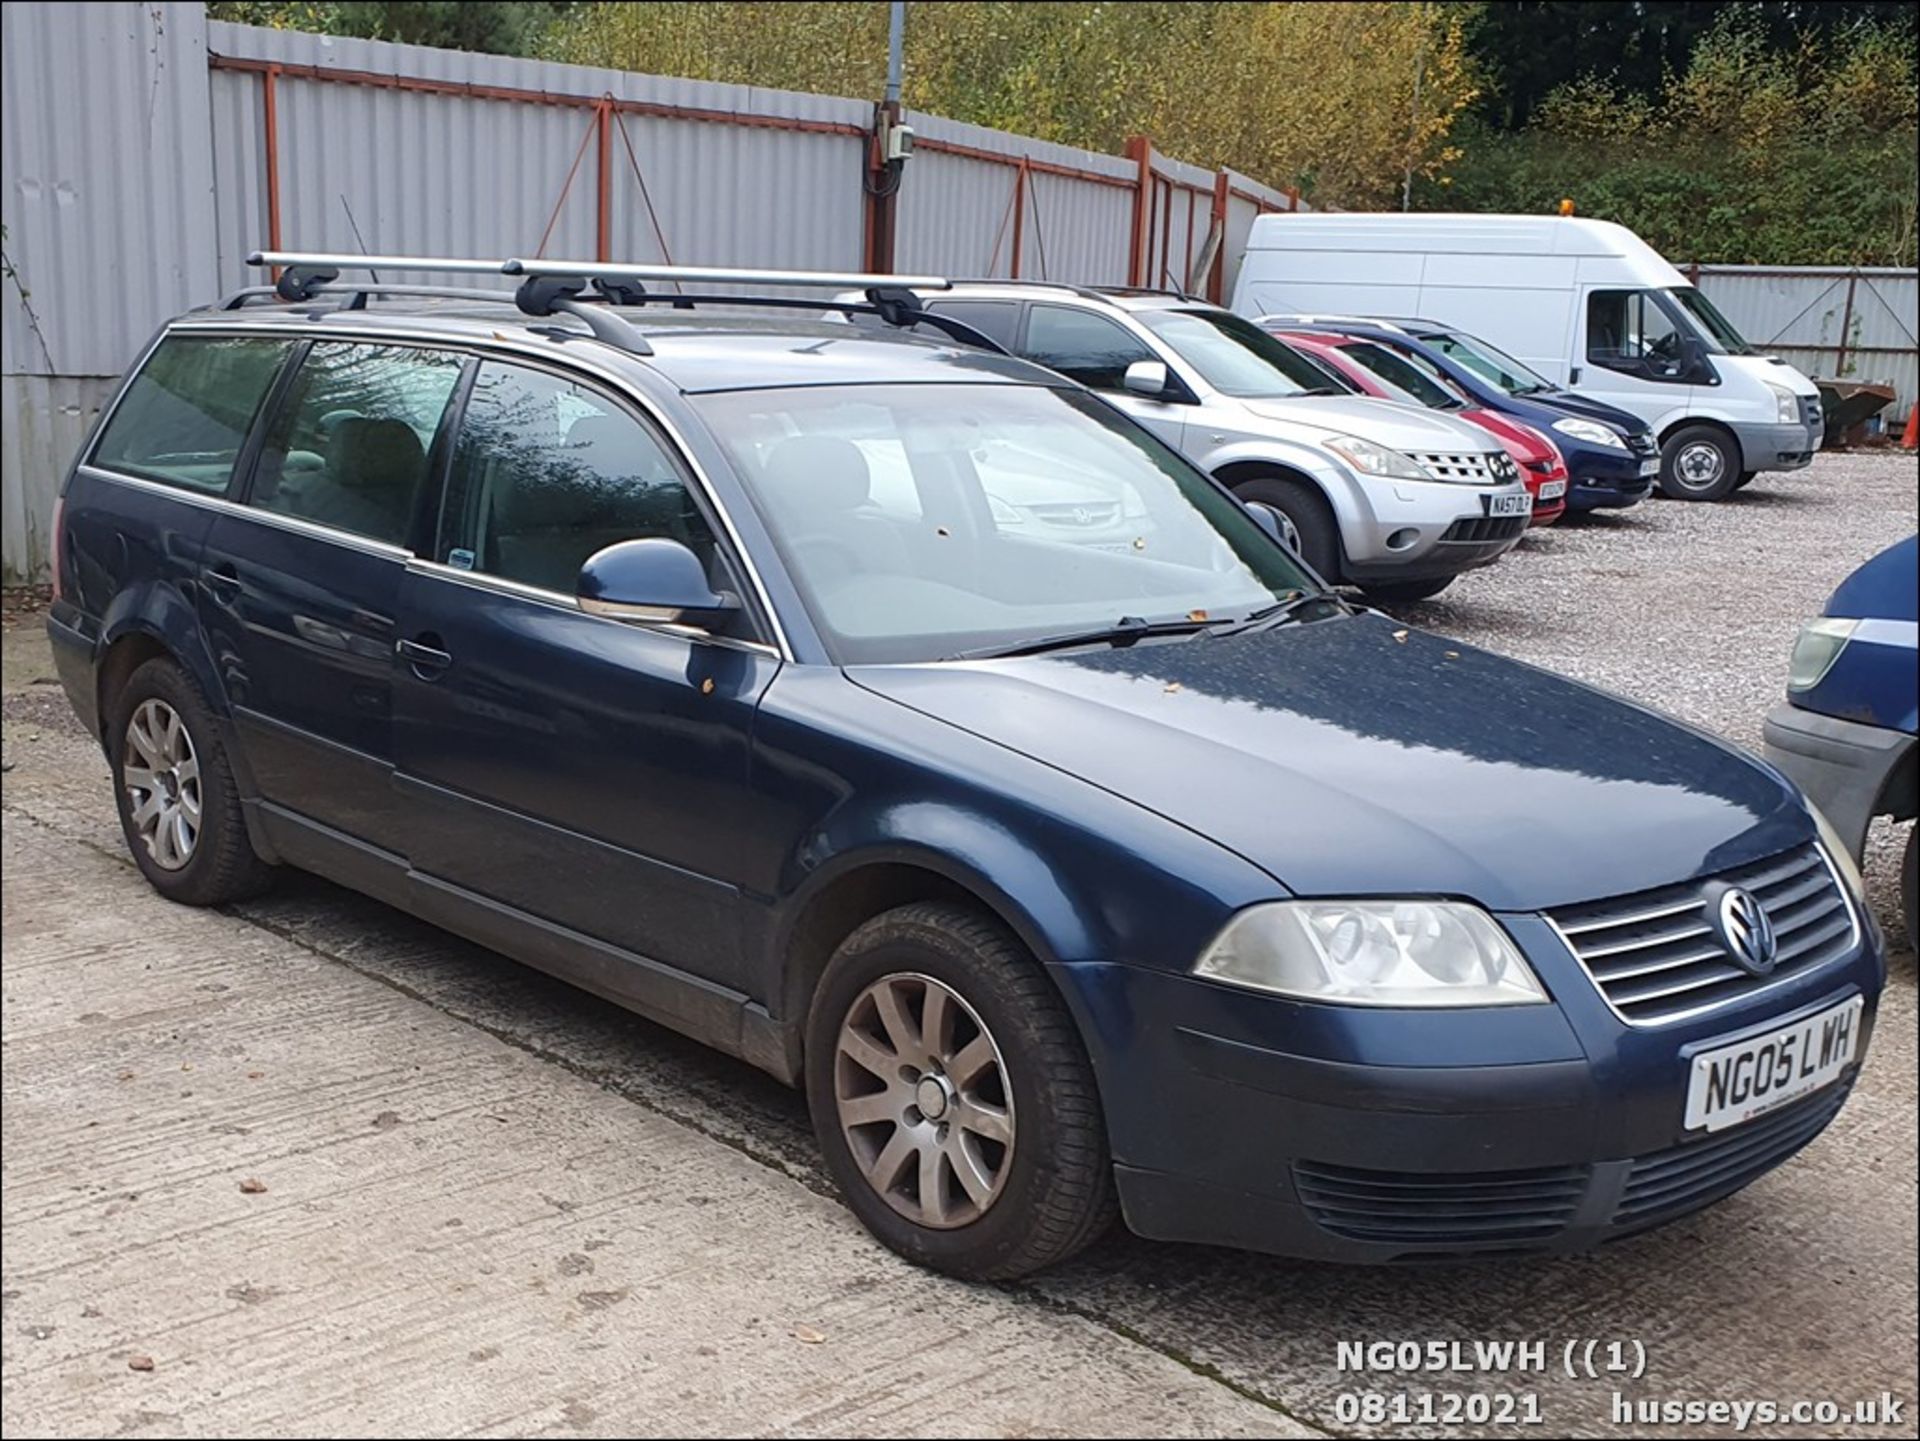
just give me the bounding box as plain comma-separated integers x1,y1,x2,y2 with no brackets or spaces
47,255,1884,1278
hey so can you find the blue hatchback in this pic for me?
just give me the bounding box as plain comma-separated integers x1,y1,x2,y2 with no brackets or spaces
48,255,1883,1277
1273,317,1662,512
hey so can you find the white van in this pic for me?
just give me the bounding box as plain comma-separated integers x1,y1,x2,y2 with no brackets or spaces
1230,214,1824,500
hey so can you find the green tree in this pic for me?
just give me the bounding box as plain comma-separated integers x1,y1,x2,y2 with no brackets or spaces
206,2,573,55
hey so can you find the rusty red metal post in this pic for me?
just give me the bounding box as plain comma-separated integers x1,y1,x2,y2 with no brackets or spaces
595,97,613,263
1010,158,1027,279
1125,135,1153,286
1207,170,1230,303
1836,271,1858,378
262,64,283,279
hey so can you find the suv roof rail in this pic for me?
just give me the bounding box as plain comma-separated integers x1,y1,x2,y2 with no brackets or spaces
216,283,519,311
243,251,1003,356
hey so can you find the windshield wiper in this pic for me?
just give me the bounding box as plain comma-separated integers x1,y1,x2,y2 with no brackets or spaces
945,615,1215,662
1210,589,1347,636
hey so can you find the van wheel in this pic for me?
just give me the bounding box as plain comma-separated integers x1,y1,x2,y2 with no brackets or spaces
805,902,1116,1280
110,658,274,906
1231,477,1341,581
1360,576,1454,603
1658,426,1742,501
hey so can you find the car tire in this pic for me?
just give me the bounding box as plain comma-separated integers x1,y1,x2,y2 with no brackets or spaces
805,901,1116,1280
1734,470,1759,490
110,657,275,906
1230,476,1341,582
1658,425,1743,501
1902,827,1916,951
1359,575,1454,603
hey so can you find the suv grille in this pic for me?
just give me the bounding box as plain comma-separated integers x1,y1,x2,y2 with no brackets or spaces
1549,845,1856,1026
1293,1160,1589,1246
1410,452,1509,483
1441,515,1529,544
1613,1083,1851,1225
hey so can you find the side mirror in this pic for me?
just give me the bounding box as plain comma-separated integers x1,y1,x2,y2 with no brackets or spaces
578,538,738,628
1122,359,1172,398
1246,501,1295,551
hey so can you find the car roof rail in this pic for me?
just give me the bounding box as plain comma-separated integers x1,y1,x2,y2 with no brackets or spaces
243,251,1003,356
215,283,520,311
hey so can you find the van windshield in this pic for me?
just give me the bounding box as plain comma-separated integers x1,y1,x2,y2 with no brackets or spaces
1666,288,1754,355
1422,330,1556,396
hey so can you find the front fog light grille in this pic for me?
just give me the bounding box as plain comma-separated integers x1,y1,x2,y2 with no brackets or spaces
1614,1083,1851,1225
1293,1160,1589,1245
1441,515,1528,543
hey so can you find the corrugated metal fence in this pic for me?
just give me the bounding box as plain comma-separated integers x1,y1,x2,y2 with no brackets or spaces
3,3,1302,581
1688,265,1919,424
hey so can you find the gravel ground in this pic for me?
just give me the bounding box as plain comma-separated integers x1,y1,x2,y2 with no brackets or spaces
1375,448,1919,949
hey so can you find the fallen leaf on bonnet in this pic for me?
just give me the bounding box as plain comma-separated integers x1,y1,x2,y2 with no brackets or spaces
1163,682,1182,694
1392,629,1409,643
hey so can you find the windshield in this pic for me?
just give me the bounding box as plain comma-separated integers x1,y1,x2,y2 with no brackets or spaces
1422,331,1555,396
1135,309,1349,398
1666,287,1753,355
694,383,1316,664
1336,340,1467,410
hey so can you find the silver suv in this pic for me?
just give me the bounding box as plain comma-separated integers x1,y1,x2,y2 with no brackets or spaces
901,284,1532,602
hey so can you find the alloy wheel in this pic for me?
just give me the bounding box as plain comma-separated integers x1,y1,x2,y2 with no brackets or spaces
833,972,1016,1229
123,698,201,871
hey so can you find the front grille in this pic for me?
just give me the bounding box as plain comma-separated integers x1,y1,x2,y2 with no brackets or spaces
1441,514,1529,543
1409,451,1507,483
1613,1084,1850,1225
1294,1160,1589,1245
1549,844,1856,1026
1799,394,1824,431
1024,500,1121,528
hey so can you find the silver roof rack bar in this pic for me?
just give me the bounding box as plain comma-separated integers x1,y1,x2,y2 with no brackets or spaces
504,258,953,291
249,251,507,275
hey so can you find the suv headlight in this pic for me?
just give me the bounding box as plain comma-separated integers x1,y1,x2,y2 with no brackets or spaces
1194,900,1548,1006
1786,616,1857,691
1551,417,1629,451
1765,381,1798,424
1321,434,1432,482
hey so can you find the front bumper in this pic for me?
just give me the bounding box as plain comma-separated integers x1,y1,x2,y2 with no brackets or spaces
1565,449,1657,511
1733,418,1822,474
1763,701,1915,858
1335,476,1531,583
1052,918,1881,1263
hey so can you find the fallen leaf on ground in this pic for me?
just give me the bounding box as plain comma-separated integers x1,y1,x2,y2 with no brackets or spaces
792,1324,827,1344
128,1355,154,1372
246,1071,264,1080
237,1178,267,1195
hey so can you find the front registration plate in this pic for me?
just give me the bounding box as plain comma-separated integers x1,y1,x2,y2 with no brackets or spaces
1683,997,1861,1133
1639,458,1662,477
1539,480,1567,500
1484,491,1533,517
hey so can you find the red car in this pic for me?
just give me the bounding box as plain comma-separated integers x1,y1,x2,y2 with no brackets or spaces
1272,328,1568,527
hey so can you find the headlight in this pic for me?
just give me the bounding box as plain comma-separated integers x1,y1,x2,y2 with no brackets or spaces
1193,900,1548,1007
1765,381,1798,425
1786,616,1857,691
1810,805,1868,909
1551,417,1629,451
1321,434,1432,482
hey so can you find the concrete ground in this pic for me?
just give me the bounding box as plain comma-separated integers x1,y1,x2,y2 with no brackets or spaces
3,451,1916,1438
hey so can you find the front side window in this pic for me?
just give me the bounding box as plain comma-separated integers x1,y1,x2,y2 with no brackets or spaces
695,382,1315,665
1586,291,1689,380
1666,287,1750,355
438,362,719,597
1134,309,1342,398
1021,305,1158,390
251,342,463,546
91,335,295,493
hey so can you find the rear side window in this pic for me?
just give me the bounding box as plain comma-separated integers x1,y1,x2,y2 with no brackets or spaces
250,342,464,548
437,362,718,595
925,300,1021,350
90,335,295,493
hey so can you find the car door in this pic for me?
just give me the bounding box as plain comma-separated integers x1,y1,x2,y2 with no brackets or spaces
1017,303,1189,450
391,358,779,994
198,338,465,847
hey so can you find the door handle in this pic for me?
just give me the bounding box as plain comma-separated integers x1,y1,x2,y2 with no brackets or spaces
396,635,453,679
203,564,241,600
